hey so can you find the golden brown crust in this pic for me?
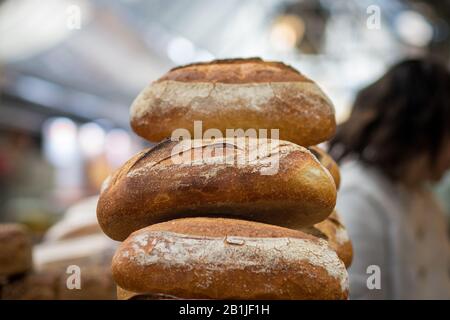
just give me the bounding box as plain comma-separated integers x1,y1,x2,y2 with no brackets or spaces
130,58,336,146
308,146,340,189
302,211,353,268
146,217,316,239
97,138,337,241
112,218,349,300
160,58,310,83
0,224,33,277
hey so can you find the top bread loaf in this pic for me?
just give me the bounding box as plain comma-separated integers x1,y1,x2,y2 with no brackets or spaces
130,58,336,146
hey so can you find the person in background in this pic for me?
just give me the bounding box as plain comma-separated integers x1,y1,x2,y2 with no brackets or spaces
329,58,450,299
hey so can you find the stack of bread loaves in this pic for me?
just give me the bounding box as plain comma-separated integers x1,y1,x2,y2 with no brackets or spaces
97,58,352,300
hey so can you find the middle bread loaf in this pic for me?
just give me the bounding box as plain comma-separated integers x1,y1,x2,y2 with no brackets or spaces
97,137,337,241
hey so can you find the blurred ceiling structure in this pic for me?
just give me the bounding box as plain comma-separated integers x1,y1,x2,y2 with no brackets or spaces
0,0,449,133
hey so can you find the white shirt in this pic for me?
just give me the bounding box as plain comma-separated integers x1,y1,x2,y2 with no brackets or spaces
337,160,450,299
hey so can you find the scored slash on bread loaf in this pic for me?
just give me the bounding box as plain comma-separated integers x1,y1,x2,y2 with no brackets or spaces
97,137,337,241
130,58,335,146
112,217,349,300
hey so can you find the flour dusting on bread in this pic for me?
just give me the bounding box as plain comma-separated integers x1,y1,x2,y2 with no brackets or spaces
121,230,348,292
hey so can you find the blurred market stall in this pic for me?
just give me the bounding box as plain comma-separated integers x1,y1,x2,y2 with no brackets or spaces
0,0,449,229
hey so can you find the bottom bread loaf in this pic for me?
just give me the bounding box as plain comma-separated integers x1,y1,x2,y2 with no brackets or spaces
112,217,349,300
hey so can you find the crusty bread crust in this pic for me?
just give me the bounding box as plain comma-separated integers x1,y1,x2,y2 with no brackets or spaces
160,58,310,83
112,218,349,300
97,137,337,241
308,146,340,189
130,58,335,146
301,211,353,268
145,217,316,239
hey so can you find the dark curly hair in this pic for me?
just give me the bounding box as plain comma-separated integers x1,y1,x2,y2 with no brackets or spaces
329,58,450,181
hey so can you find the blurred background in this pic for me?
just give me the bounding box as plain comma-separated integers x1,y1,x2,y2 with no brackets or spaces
0,0,449,235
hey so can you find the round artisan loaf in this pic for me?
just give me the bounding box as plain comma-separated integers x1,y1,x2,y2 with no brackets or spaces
301,211,353,268
112,217,349,300
0,224,33,278
308,146,340,188
97,137,337,241
130,58,335,147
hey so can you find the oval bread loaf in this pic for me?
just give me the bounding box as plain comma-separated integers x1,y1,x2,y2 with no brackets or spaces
130,58,336,146
97,137,337,241
112,217,349,300
308,146,340,189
